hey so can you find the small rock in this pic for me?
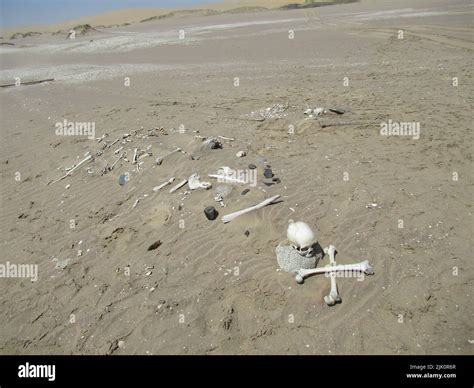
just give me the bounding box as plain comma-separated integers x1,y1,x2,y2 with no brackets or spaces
248,164,257,170
245,230,250,237
118,174,128,186
241,188,250,195
147,240,162,251
263,168,273,179
204,206,218,221
236,151,246,158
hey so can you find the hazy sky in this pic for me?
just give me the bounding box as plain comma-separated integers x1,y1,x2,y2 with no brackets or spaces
0,0,210,27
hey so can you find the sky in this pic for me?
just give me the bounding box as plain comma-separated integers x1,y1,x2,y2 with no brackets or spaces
0,0,208,27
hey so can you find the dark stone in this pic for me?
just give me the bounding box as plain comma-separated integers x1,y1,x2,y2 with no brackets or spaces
204,206,218,221
263,168,273,178
248,164,257,170
147,240,162,251
241,188,250,195
245,230,250,237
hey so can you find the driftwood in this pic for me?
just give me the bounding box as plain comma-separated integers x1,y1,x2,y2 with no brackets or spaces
0,78,54,88
222,195,281,224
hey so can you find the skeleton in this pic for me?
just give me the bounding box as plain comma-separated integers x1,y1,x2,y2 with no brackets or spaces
277,221,374,306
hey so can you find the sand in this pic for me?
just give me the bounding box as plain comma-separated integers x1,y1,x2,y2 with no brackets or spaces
0,0,473,355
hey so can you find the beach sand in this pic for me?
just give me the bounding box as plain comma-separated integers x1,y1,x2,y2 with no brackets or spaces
0,0,473,354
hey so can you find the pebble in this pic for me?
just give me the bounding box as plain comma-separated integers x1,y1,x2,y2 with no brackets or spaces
236,151,246,157
248,164,257,170
241,188,250,195
264,168,273,179
204,206,218,221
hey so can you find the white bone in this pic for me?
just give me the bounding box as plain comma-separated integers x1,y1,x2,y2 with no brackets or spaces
169,179,188,193
323,245,341,306
156,147,182,165
49,155,93,184
222,195,281,223
132,148,139,164
295,260,374,284
188,173,212,190
218,135,235,141
153,177,175,192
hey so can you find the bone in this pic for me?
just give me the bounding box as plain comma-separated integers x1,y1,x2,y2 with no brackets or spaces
110,152,126,170
49,155,93,184
156,147,182,165
323,245,341,306
132,148,139,164
222,195,281,223
114,146,124,155
188,173,212,190
208,174,247,184
295,260,374,284
169,179,188,193
153,177,175,192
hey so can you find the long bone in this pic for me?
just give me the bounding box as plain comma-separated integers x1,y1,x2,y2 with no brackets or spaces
222,195,281,223
153,177,175,192
295,260,374,284
323,245,342,306
156,147,183,165
49,155,93,184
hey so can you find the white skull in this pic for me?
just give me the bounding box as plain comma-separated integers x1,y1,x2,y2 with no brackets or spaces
287,220,316,257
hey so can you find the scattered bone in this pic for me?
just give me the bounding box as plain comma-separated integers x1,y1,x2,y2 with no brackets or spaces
132,199,140,209
214,194,226,207
201,137,222,150
222,195,281,223
132,148,139,164
236,151,246,158
114,146,124,155
188,173,212,190
295,260,374,284
96,134,108,143
218,135,235,141
65,184,71,190
153,177,175,192
156,147,182,165
323,245,342,306
49,154,93,184
169,179,188,194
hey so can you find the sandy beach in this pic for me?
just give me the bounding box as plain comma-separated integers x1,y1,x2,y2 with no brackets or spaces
0,0,473,355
